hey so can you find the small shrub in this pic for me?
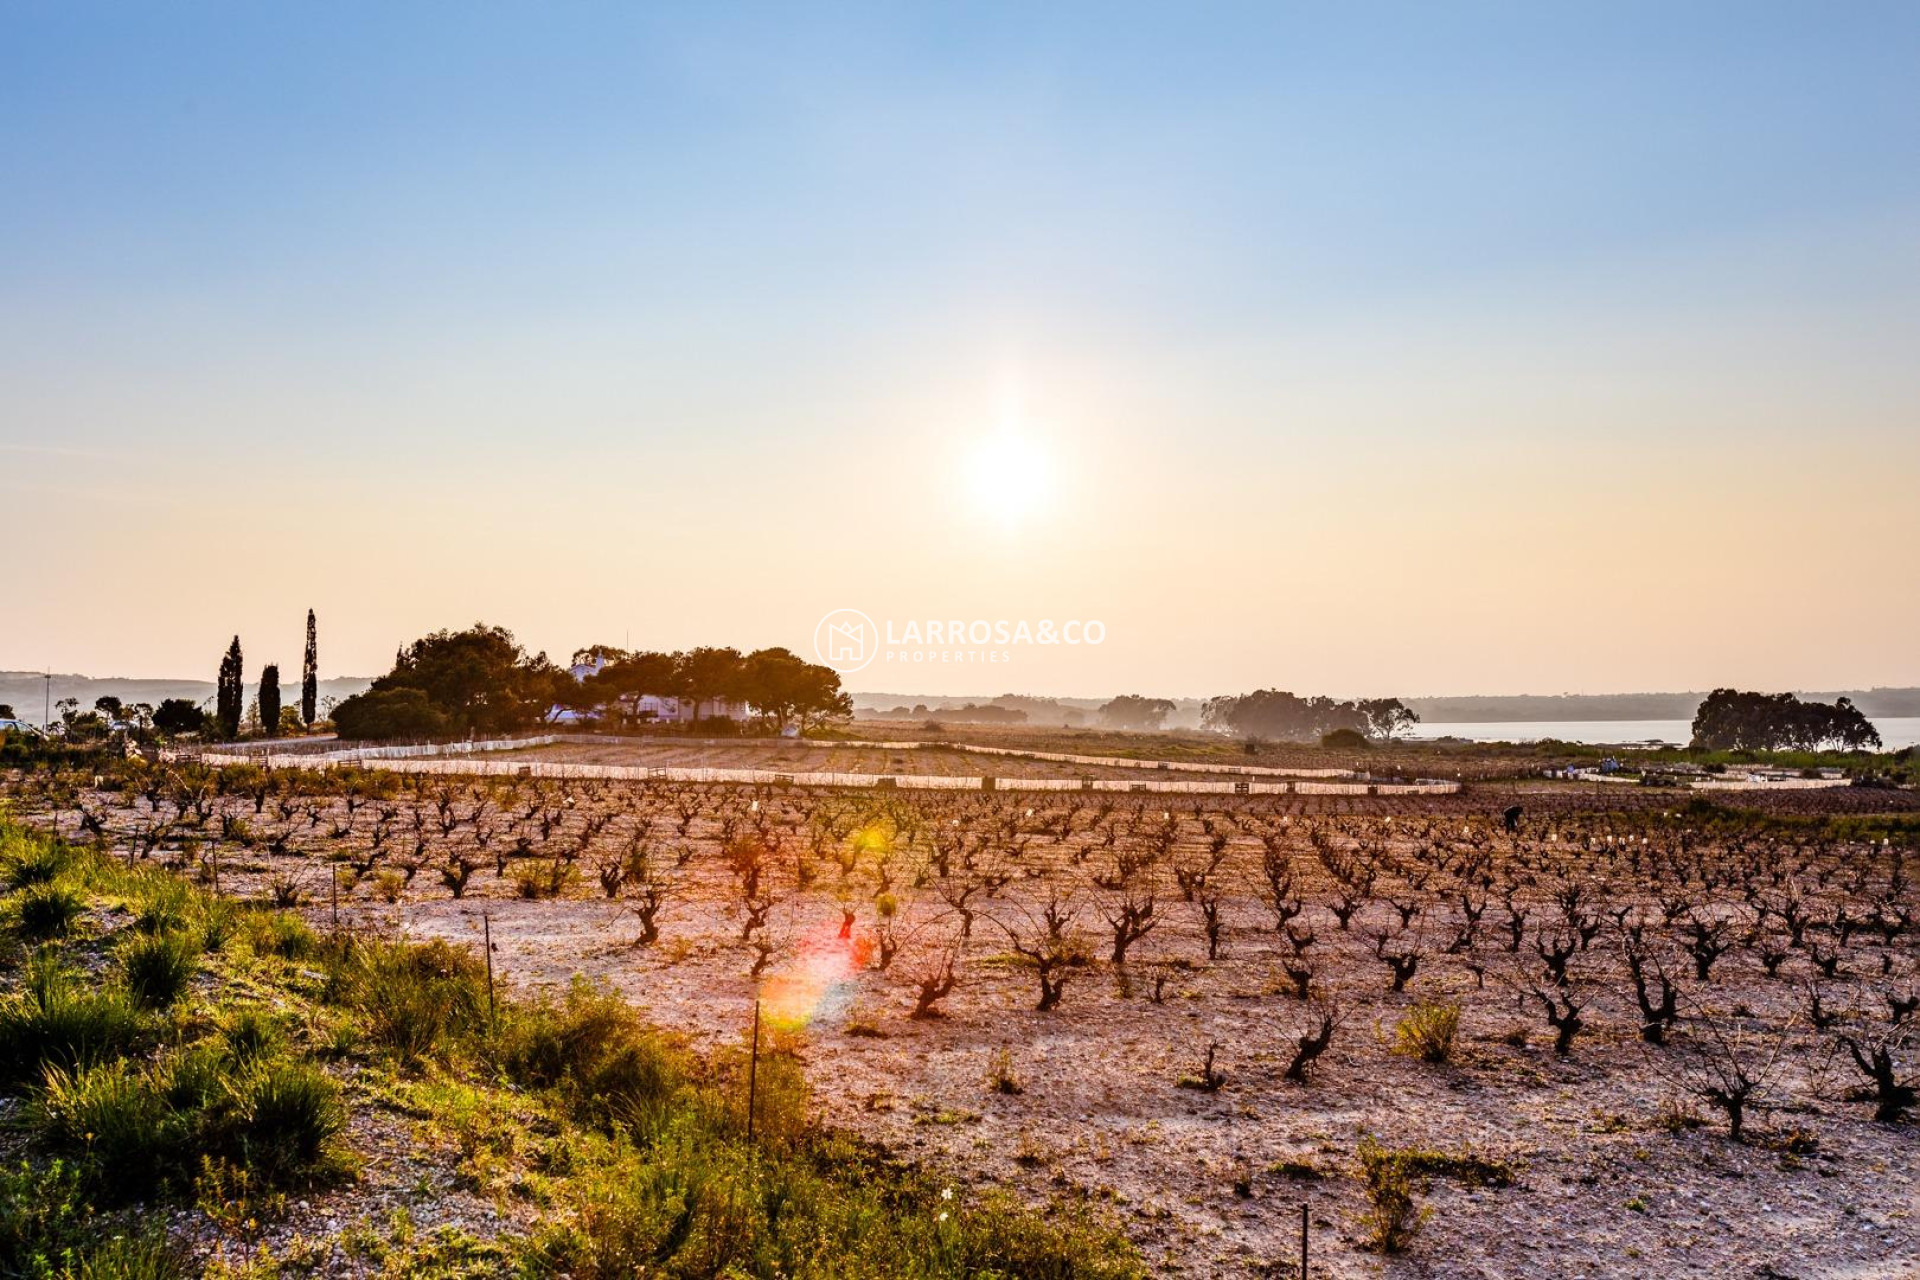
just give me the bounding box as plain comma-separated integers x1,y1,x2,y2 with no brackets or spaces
1267,1157,1323,1180
1391,1000,1461,1064
120,931,201,1009
232,1060,345,1181
14,881,87,940
132,878,198,937
1654,1098,1704,1134
0,1157,183,1279
499,979,684,1132
334,938,489,1066
374,869,407,903
1355,1137,1429,1253
33,1060,177,1201
513,859,575,900
265,872,307,908
985,1047,1023,1095
0,960,150,1087
236,909,318,960
222,1007,286,1063
1,835,70,889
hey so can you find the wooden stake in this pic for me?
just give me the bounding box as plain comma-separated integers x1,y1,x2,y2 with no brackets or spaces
747,998,762,1142
482,911,496,1022
1300,1200,1309,1278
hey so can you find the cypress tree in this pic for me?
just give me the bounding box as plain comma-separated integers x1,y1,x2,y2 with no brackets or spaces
216,637,244,740
301,609,319,726
259,665,281,738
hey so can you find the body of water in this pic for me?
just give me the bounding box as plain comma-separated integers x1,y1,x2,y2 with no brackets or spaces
1409,718,1920,751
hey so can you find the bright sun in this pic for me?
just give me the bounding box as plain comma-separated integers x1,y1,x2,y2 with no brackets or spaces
961,429,1054,529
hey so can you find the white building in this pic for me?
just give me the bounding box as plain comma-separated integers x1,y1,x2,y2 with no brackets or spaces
558,651,751,725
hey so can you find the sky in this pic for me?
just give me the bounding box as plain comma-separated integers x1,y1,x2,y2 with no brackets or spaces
2,3,1917,699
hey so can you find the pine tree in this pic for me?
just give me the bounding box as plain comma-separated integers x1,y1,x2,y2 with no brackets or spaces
301,609,319,726
259,665,281,738
216,637,244,740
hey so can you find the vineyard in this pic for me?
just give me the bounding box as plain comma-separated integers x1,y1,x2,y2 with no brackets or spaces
3,758,1916,1276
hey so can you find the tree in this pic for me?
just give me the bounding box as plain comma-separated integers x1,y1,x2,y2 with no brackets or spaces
794,666,852,732
0,705,13,719
1690,689,1882,752
1358,697,1419,743
331,687,449,740
301,609,319,727
675,646,745,722
92,695,124,721
739,648,808,730
738,647,851,732
216,637,244,740
153,699,207,736
585,650,682,723
259,665,281,740
1201,689,1372,742
1098,695,1176,731
329,623,565,739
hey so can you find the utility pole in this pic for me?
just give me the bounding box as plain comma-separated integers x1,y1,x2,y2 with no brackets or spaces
44,670,51,732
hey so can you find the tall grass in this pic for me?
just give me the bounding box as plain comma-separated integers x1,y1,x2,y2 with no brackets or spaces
329,936,490,1066
14,881,87,940
0,1159,182,1279
0,958,150,1088
119,931,201,1009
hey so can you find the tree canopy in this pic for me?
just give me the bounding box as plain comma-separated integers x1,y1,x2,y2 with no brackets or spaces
1098,695,1176,731
1690,689,1882,752
580,645,850,730
331,627,851,740
330,624,567,740
1201,690,1418,744
152,699,207,736
215,637,244,740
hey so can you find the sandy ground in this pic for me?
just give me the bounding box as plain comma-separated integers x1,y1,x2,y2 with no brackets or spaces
383,890,1917,1279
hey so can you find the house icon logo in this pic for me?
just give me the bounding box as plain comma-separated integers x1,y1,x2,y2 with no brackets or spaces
813,607,877,675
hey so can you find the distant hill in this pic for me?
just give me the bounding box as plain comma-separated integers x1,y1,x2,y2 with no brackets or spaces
1404,689,1920,723
849,687,1920,728
0,670,373,723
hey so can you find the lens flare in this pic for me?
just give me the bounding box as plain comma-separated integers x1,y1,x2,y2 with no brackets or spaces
759,916,875,1031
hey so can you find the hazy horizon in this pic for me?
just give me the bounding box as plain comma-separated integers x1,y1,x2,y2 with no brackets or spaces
8,666,1920,713
5,4,1918,696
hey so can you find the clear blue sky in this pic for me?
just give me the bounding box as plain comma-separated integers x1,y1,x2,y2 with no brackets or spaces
4,4,1917,695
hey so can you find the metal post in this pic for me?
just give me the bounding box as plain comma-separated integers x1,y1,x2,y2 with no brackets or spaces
482,912,496,1022
330,863,339,928
1300,1200,1309,1278
747,998,762,1141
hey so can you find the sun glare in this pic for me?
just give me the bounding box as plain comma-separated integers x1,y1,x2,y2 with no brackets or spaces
961,428,1054,529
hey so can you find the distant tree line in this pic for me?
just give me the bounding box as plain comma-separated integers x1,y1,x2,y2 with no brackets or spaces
328,626,852,741
1201,690,1419,743
909,703,1028,725
1098,695,1176,731
1690,689,1882,752
567,643,851,733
